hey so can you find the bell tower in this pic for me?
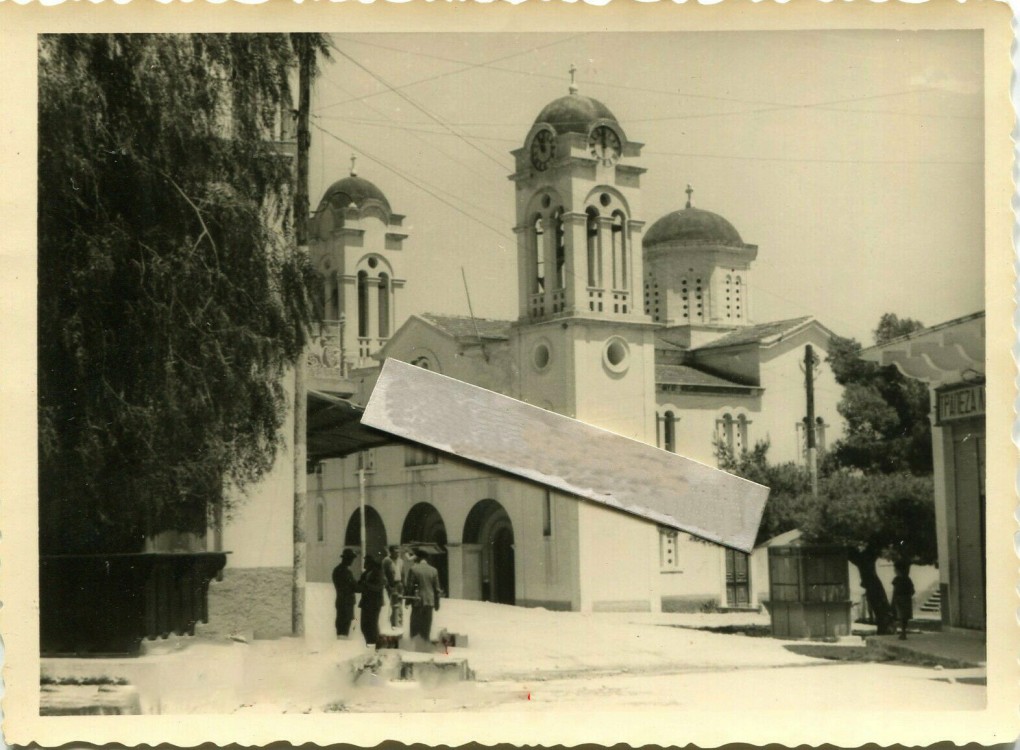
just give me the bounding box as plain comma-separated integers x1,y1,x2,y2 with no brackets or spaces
508,70,657,444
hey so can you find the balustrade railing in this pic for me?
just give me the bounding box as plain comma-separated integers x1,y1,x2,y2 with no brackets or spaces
611,290,630,314
528,292,545,319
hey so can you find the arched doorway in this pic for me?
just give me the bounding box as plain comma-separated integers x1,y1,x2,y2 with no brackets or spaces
401,502,448,593
345,506,388,564
463,499,515,605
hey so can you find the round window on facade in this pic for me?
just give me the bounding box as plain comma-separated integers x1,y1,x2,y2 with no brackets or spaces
603,336,630,373
600,193,612,207
532,341,551,371
541,194,552,209
367,256,379,269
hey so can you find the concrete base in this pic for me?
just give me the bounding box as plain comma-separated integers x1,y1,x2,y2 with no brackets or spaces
40,684,141,716
201,567,292,640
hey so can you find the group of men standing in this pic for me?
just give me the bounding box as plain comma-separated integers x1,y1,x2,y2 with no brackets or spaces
332,544,442,649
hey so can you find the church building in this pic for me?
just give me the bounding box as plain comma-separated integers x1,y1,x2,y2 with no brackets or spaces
300,76,845,613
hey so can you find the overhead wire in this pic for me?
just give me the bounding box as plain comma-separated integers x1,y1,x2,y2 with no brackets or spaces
321,35,978,121
330,46,511,172
312,76,501,184
318,33,587,113
312,115,979,165
312,121,513,241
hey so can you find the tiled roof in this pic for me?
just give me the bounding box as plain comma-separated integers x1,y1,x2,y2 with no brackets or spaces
694,316,814,351
656,364,751,389
419,313,512,341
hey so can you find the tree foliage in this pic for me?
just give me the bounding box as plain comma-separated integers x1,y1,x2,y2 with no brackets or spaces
824,314,932,475
801,470,936,632
717,440,812,546
800,471,937,566
38,34,331,553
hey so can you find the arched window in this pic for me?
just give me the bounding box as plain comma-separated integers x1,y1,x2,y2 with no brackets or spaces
532,214,545,293
736,414,748,454
357,270,369,337
316,499,325,543
586,208,600,288
611,211,627,290
664,410,676,453
717,413,735,456
554,208,566,290
377,272,390,338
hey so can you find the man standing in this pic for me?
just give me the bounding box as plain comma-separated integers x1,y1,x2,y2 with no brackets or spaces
405,548,442,649
381,545,404,629
331,549,358,637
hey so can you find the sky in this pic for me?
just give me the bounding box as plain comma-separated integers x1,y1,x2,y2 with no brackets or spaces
306,31,984,344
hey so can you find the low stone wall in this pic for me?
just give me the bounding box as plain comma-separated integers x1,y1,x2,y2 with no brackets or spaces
203,566,292,639
661,595,719,613
516,599,573,611
592,599,652,613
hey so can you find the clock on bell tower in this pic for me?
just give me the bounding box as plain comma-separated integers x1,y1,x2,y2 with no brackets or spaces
508,68,657,445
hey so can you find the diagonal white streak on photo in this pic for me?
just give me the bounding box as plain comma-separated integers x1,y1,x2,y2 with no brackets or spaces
363,358,769,552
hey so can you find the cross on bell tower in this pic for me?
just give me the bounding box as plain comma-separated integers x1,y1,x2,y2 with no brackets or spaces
349,154,357,177
568,63,578,94
685,183,694,209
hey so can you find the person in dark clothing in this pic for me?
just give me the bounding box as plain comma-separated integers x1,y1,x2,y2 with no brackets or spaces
404,548,442,649
891,562,915,640
357,555,385,647
381,545,404,630
332,549,358,637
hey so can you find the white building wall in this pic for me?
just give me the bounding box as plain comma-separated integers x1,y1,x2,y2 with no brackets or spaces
578,501,661,613
755,331,844,465
306,447,583,612
659,533,726,611
220,368,295,569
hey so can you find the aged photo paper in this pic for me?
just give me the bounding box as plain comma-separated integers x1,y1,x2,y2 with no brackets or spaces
1,0,1015,747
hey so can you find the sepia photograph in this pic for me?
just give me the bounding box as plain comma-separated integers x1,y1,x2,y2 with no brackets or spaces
2,5,1014,747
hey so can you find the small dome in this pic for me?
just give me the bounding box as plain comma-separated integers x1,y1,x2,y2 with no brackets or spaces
533,93,618,136
319,175,391,214
644,206,745,247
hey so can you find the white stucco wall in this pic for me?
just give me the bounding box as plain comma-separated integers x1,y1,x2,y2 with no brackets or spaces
658,533,727,610
755,329,844,465
306,448,584,611
577,501,661,613
218,369,295,570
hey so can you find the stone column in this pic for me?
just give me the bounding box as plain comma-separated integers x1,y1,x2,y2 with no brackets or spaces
366,274,379,344
341,274,357,369
564,212,587,314
446,543,464,599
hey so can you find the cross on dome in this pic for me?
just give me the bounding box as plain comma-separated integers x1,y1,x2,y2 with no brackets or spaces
350,154,358,177
685,183,694,208
568,63,578,95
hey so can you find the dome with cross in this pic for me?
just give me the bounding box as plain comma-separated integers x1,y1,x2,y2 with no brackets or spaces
532,64,620,136
318,156,392,215
644,185,746,248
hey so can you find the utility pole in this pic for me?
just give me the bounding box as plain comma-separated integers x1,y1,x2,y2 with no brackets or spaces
291,34,313,638
804,344,818,497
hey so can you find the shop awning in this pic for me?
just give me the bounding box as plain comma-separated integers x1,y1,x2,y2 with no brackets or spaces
307,390,397,462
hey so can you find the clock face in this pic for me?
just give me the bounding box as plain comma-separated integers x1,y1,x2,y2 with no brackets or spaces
588,125,622,166
530,129,556,171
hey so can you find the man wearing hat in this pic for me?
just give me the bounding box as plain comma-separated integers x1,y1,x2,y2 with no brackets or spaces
332,548,358,637
404,548,442,648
